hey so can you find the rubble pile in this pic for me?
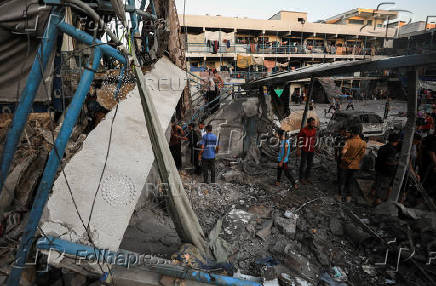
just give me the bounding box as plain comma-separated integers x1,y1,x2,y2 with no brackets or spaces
182,150,436,286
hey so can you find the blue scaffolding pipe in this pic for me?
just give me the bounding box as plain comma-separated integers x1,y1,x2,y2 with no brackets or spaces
0,11,60,194
7,47,103,286
0,14,127,197
37,236,263,286
56,19,126,64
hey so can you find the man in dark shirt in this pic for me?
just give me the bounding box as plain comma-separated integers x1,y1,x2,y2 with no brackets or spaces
169,118,187,170
420,134,436,197
297,117,317,184
431,105,436,133
187,123,201,174
374,133,400,204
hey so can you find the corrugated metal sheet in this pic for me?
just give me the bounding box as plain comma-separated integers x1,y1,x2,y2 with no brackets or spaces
245,52,436,88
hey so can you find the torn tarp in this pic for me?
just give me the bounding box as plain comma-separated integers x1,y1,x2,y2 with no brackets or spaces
0,0,53,103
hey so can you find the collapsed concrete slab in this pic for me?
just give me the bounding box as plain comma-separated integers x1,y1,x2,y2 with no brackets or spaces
41,56,186,251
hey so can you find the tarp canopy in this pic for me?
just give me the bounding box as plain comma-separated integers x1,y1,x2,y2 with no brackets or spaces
205,31,234,42
0,0,52,103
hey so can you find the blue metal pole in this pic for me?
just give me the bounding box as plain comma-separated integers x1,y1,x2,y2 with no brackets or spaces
0,11,61,195
55,19,126,64
7,48,102,286
37,236,263,286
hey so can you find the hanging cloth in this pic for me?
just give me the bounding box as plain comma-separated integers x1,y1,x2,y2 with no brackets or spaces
250,43,256,53
213,41,219,54
237,55,253,68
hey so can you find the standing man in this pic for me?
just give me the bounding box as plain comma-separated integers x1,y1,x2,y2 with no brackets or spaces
188,123,201,174
198,121,206,138
327,98,336,114
431,105,436,133
275,130,298,190
418,112,434,137
206,70,216,113
346,95,354,110
335,97,341,111
384,97,391,120
374,133,400,204
211,70,224,114
199,125,219,184
297,117,317,184
337,126,366,203
169,118,187,170
420,134,436,197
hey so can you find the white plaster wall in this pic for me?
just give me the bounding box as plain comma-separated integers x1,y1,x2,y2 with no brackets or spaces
41,57,186,251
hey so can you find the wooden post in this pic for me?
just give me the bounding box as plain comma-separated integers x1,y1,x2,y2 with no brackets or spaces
390,69,417,202
132,54,208,253
301,77,314,130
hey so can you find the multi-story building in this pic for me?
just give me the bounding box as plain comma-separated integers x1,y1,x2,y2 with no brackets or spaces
179,9,399,82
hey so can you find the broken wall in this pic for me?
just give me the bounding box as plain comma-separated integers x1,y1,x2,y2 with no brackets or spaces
41,57,186,251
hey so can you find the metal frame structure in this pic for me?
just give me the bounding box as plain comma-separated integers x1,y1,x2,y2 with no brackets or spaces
1,5,129,285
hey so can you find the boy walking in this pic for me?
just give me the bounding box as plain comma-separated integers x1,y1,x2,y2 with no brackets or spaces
275,130,298,190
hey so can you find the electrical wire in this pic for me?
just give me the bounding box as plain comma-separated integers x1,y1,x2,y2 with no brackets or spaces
32,16,118,283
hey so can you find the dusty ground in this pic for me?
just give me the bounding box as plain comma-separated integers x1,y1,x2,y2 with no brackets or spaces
119,100,436,286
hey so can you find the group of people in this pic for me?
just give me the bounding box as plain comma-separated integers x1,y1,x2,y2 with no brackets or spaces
374,132,436,204
335,126,436,205
169,119,219,184
291,90,306,105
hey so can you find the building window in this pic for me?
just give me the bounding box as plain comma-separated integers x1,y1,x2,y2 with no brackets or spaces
367,20,373,25
377,24,383,28
348,19,365,25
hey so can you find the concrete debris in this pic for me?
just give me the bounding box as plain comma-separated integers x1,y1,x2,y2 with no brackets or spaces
248,205,272,218
329,217,344,236
221,170,243,182
284,251,319,282
256,219,273,241
41,56,185,252
208,218,233,263
319,272,348,286
0,153,36,216
374,202,399,217
274,215,298,239
278,273,313,286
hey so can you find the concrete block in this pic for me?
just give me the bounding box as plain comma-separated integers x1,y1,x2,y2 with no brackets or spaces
41,57,185,251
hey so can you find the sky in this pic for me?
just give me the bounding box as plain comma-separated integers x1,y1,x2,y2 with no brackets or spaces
173,0,436,23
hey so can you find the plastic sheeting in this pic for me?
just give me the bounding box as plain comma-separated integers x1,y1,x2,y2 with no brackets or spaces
188,33,205,43
0,0,52,103
205,31,234,42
